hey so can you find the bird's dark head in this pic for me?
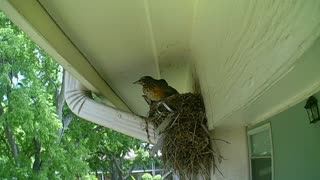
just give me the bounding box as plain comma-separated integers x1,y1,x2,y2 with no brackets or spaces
133,76,155,86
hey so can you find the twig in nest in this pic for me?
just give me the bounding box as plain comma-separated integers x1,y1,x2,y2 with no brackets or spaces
215,166,225,178
144,118,152,143
211,138,231,144
156,101,174,114
146,93,224,179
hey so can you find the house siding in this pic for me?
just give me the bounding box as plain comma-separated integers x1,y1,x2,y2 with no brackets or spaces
261,94,320,180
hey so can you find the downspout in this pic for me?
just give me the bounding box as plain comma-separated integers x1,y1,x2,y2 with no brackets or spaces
64,72,156,143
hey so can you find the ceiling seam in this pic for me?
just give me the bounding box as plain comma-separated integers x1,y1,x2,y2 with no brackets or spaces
189,0,199,48
143,0,161,79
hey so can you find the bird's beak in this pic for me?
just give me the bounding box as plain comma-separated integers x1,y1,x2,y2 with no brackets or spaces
133,80,142,84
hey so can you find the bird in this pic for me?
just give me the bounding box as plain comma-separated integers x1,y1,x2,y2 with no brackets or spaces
134,76,179,103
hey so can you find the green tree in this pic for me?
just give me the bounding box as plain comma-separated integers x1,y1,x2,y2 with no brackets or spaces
153,174,162,180
84,125,156,180
0,11,89,178
141,173,153,180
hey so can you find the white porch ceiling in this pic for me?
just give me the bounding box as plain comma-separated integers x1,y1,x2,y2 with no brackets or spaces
39,0,194,115
36,0,320,128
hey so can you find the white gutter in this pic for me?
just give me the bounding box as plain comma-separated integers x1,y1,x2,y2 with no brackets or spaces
64,72,156,143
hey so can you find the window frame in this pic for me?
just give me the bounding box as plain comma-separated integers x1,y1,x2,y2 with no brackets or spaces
247,123,274,180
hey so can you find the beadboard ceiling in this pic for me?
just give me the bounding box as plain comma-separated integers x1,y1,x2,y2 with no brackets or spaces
35,0,320,129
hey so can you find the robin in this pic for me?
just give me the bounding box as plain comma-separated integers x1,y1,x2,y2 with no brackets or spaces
134,76,179,104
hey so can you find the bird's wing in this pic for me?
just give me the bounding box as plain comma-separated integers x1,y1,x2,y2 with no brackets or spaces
158,79,168,86
164,86,179,96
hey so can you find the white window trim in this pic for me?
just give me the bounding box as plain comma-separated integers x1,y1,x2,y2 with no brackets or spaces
247,123,274,180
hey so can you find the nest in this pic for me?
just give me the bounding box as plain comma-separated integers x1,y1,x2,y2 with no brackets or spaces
145,93,220,179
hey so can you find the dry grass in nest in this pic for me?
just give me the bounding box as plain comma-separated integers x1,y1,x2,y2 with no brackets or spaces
145,93,220,179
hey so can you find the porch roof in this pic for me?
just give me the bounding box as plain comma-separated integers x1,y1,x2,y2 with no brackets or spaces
1,0,320,129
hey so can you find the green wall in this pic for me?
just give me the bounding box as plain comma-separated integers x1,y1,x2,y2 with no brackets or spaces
267,94,320,180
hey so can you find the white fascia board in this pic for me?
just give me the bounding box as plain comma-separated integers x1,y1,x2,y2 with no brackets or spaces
65,72,156,143
0,0,130,112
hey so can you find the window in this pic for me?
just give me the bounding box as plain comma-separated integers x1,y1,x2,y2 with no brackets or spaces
248,123,273,180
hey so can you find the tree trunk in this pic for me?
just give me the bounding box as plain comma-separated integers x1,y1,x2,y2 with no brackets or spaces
55,69,74,144
56,69,65,120
111,156,123,180
3,63,20,165
32,138,41,171
123,165,136,180
4,123,19,164
57,114,73,144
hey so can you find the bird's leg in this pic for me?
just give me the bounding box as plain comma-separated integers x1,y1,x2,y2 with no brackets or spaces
142,95,152,105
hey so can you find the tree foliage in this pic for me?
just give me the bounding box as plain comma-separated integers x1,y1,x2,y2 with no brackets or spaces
0,11,160,179
0,11,91,179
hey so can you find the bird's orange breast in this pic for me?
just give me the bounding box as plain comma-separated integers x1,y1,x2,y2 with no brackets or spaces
143,86,166,101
